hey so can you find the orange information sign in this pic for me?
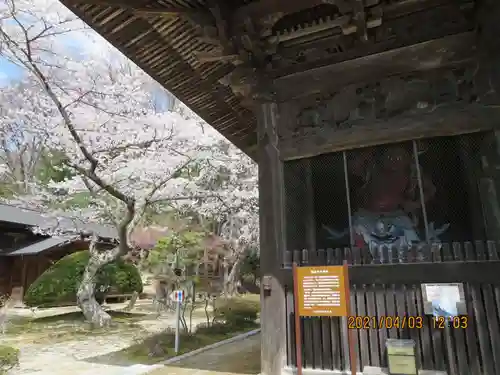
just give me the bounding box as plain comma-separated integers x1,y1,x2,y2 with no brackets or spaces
295,265,349,317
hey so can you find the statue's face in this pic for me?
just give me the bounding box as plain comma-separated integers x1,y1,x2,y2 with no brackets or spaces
382,146,411,170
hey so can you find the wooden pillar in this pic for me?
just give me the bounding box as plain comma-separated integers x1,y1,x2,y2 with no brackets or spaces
256,99,287,375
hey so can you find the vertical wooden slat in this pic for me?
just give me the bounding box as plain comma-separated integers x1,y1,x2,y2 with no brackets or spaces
441,244,459,375
446,243,468,375
284,248,293,368
473,241,498,375
341,248,356,371
300,250,314,368
291,249,303,366
373,245,388,367
453,243,481,375
383,246,398,344
317,249,333,370
406,245,422,370
351,247,365,371
365,283,380,367
310,250,323,369
486,241,500,311
285,251,296,367
429,244,445,371
375,283,388,367
355,284,369,370
393,245,409,342
464,241,495,375
415,282,433,370
285,285,295,366
329,248,342,370
485,241,500,373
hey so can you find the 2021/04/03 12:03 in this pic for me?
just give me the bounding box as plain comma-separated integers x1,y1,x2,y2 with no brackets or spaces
347,316,469,329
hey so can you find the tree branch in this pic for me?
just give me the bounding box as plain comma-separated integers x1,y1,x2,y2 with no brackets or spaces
1,5,136,254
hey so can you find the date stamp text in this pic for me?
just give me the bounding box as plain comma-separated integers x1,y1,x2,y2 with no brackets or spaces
347,315,468,329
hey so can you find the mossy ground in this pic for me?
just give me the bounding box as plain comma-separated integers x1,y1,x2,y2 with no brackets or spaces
4,310,149,343
0,344,19,375
89,294,260,366
88,322,259,366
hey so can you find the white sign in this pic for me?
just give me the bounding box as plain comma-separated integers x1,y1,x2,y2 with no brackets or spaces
422,283,463,318
170,290,184,303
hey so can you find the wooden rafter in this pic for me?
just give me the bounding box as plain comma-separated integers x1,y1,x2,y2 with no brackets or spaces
63,0,205,18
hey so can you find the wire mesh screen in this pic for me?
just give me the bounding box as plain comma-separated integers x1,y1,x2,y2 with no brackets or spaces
283,134,489,257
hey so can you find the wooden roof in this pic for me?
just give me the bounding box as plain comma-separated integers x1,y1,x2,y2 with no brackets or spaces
61,0,477,159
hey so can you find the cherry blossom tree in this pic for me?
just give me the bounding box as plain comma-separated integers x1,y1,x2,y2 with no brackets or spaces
0,0,258,326
204,141,259,296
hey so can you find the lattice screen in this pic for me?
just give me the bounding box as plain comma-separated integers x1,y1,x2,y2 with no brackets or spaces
283,134,489,256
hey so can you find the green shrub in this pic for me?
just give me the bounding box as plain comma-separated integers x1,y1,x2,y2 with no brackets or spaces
24,250,143,307
195,322,233,335
0,345,19,374
214,297,260,328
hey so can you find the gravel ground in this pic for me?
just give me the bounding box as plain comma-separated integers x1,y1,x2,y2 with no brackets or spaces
2,303,208,375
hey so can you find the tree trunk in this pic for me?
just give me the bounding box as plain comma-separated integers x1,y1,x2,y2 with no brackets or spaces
76,244,121,328
224,256,244,297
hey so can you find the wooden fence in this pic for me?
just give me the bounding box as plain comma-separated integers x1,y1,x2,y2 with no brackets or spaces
282,241,500,374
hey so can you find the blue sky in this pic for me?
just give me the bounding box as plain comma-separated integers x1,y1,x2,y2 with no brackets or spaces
0,58,24,84
0,23,175,108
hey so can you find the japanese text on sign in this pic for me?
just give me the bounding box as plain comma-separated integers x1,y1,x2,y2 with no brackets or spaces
296,266,348,317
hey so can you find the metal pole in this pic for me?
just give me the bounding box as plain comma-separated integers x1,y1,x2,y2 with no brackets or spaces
412,140,430,242
343,151,354,247
175,298,181,354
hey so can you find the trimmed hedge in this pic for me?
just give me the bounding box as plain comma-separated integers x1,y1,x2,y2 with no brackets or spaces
214,297,260,328
0,345,19,374
24,250,143,307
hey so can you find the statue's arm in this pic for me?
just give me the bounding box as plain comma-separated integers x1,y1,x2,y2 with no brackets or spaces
348,149,375,180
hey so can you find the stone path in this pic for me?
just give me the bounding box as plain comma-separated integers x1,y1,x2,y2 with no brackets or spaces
147,334,261,375
7,333,161,375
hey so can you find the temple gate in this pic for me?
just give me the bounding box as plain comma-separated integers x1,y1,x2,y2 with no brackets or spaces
61,0,500,373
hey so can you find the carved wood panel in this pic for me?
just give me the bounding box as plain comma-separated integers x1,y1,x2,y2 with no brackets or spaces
271,1,475,71
277,64,500,159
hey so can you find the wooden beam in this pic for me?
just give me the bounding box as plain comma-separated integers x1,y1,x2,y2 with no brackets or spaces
282,260,500,285
351,261,500,284
279,105,500,160
274,31,477,101
232,0,336,23
193,51,242,64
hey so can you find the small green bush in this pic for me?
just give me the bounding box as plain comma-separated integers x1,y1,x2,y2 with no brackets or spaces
0,345,19,374
214,297,260,328
195,322,233,335
24,250,143,307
